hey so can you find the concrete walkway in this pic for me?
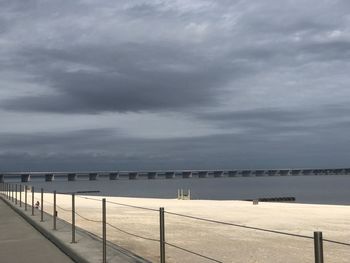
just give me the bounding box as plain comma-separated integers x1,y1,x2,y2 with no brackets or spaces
0,199,74,263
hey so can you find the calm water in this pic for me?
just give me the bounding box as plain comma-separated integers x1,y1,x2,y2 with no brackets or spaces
10,175,350,205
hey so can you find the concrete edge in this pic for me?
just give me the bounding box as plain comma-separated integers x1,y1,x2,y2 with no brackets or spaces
0,196,89,263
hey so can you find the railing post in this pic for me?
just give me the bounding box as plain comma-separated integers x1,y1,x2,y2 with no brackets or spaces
25,186,27,211
53,191,57,230
71,193,76,243
40,188,44,222
314,231,324,263
102,198,106,263
15,184,17,205
19,184,22,207
11,184,14,202
160,207,165,263
31,186,34,216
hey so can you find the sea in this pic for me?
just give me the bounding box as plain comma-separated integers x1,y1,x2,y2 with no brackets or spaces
6,174,349,205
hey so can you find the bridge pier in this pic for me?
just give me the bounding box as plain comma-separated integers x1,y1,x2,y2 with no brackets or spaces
89,173,98,181
334,169,344,175
147,172,157,179
255,170,265,176
267,170,278,176
182,172,192,178
68,173,77,181
45,174,54,182
302,169,313,176
165,172,175,179
228,171,238,177
198,171,208,178
109,172,119,180
241,170,252,177
291,170,301,176
279,170,290,176
21,174,30,182
214,171,224,178
129,172,138,180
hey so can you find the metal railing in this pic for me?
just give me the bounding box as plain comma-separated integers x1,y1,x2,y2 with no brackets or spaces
0,182,349,263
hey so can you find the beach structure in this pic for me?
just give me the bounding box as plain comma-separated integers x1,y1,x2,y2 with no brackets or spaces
0,168,348,182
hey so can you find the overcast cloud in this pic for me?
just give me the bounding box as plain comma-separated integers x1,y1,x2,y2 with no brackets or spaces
1,0,350,171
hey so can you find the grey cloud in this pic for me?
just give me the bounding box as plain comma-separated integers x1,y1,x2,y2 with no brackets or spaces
1,128,350,171
1,0,350,170
198,106,350,136
2,44,242,113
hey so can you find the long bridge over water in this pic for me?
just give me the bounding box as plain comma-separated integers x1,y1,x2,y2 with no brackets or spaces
0,168,349,182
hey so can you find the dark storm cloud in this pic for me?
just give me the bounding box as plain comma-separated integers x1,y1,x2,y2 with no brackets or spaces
1,43,243,113
1,0,350,171
1,0,348,114
1,126,350,172
199,106,350,134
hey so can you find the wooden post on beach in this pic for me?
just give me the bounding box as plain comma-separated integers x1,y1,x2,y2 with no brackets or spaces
40,188,44,222
31,186,34,216
11,184,14,202
159,207,165,263
53,191,57,230
71,193,76,243
102,198,106,263
314,231,324,263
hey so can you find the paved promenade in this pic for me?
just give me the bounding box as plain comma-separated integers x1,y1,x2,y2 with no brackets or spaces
0,199,74,263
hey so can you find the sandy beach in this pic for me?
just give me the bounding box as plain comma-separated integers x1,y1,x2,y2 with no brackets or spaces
28,192,349,263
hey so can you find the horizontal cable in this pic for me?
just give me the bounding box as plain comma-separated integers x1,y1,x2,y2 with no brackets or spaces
106,222,159,242
78,196,158,212
56,204,71,212
75,210,102,223
165,211,350,247
165,211,313,240
165,242,223,263
323,239,350,247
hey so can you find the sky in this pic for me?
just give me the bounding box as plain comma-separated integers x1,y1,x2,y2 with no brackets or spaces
1,0,350,171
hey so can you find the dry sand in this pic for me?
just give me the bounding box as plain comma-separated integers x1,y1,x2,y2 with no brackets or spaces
28,192,349,263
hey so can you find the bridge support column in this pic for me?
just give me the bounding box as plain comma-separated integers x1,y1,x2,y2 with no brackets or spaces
89,173,98,181
182,172,192,178
68,173,77,181
241,170,252,177
198,171,208,178
228,171,238,177
21,174,30,182
214,171,224,178
165,172,175,179
279,170,290,176
45,174,54,182
255,170,265,176
147,172,157,179
129,172,138,180
109,173,119,180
